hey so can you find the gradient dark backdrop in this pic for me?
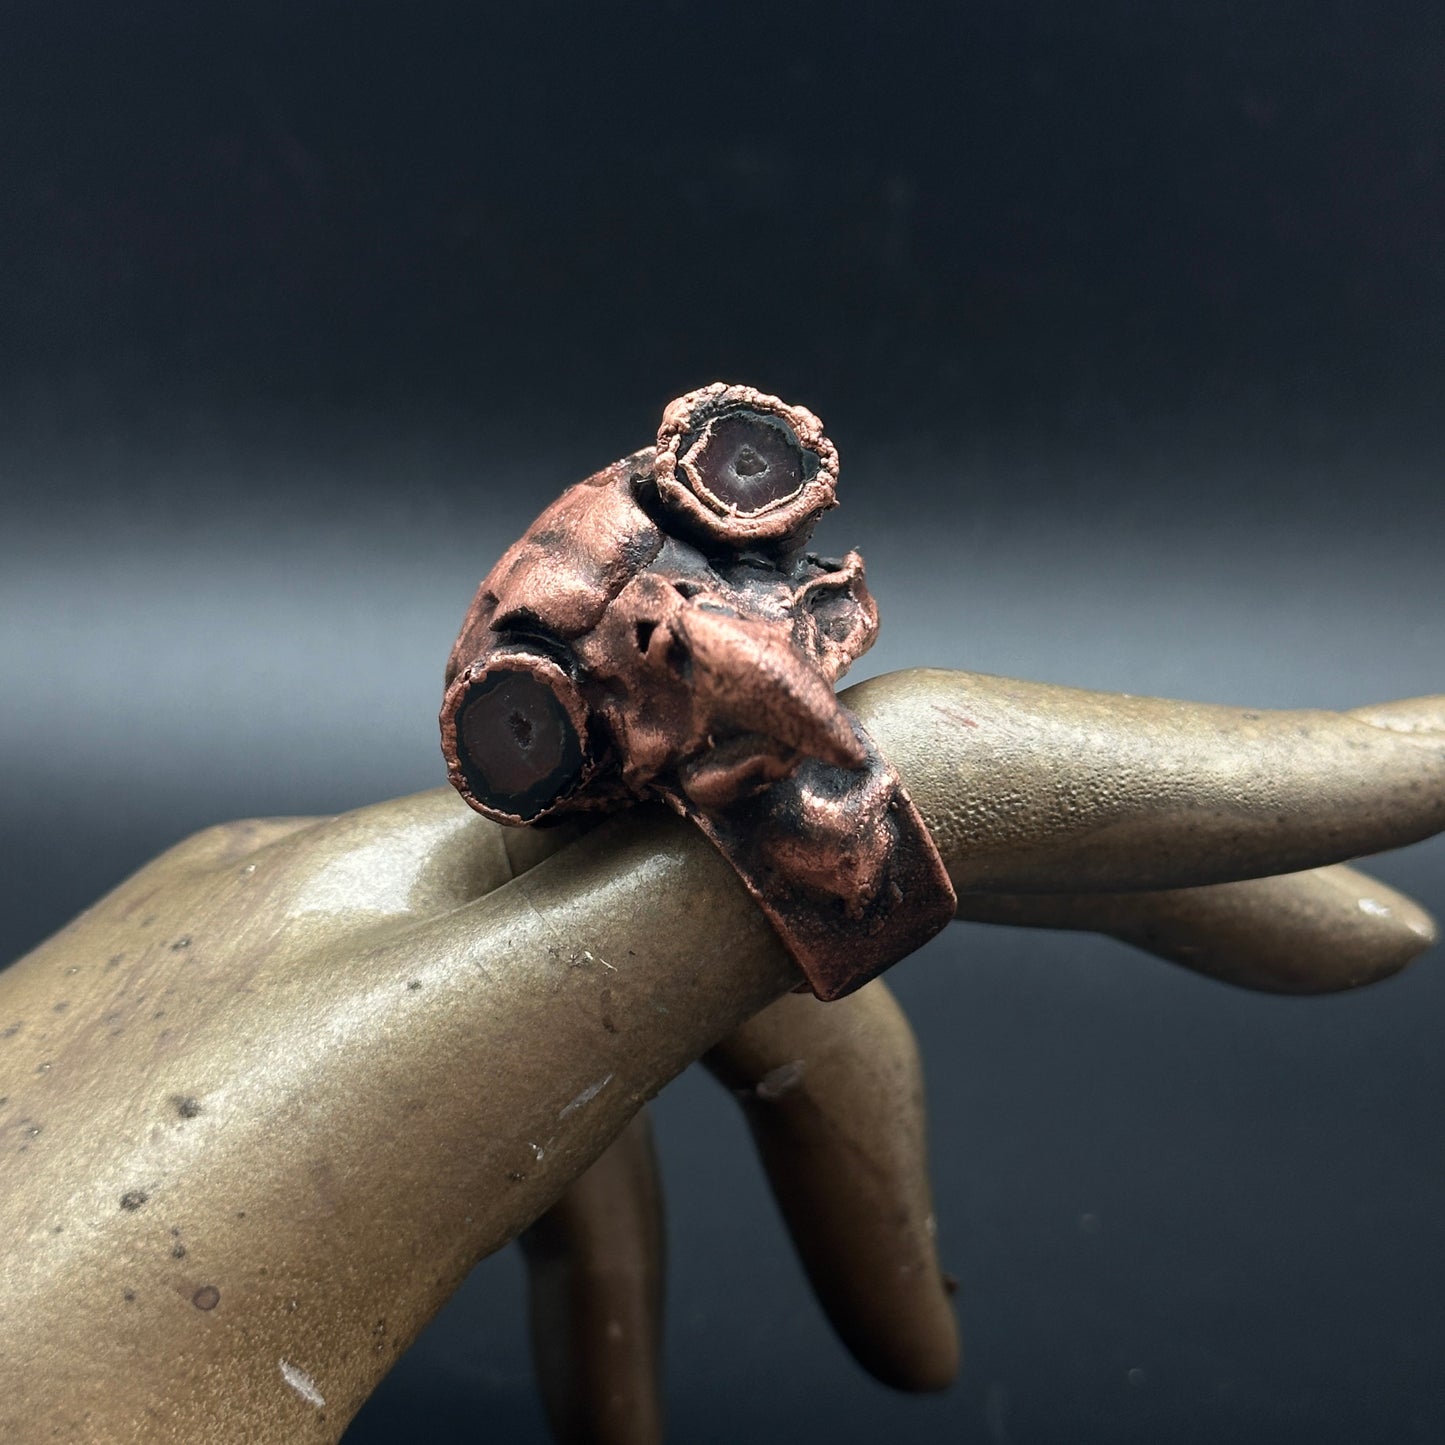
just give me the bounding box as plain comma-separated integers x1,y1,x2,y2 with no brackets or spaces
3,3,1443,1441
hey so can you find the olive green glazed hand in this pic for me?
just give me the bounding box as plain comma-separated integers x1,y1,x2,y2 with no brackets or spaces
1,670,1441,1443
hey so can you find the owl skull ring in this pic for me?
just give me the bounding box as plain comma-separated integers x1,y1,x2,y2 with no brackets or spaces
441,384,956,999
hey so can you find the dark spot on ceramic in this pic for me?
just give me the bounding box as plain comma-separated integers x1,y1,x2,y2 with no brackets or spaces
406,979,423,991
170,936,192,952
192,1285,220,1311
119,1190,149,1211
173,1096,202,1119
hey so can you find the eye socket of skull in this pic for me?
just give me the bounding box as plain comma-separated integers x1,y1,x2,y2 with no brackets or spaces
449,661,588,822
680,408,818,516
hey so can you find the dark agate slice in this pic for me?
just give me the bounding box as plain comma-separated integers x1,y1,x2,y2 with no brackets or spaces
683,410,810,515
453,668,585,822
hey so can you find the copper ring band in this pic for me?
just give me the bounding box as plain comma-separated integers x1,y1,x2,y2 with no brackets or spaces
440,384,956,1000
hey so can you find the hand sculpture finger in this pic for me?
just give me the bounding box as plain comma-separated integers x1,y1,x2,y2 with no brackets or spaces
519,980,955,1442
957,864,1438,994
519,1111,665,1445
858,670,1445,892
703,981,958,1392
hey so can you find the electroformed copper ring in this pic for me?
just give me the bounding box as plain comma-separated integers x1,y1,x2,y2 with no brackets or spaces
440,384,957,1000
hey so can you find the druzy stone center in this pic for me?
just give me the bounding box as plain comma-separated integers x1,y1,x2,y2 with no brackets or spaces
687,411,807,514
455,668,583,819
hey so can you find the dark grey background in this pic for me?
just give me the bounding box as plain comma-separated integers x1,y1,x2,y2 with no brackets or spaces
2,2,1443,1440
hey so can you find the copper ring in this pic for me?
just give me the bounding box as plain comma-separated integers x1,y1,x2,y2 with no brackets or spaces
440,384,957,1000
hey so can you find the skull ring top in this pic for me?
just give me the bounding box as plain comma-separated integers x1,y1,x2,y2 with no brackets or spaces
441,383,956,1000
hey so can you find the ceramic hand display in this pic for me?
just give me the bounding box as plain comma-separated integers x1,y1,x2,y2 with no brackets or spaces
501,679,1445,1444
2,668,1441,1442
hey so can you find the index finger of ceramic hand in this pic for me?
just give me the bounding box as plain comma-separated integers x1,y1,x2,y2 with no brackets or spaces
858,672,1445,893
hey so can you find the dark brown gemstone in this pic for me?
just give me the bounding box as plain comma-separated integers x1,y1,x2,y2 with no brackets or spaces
687,410,808,513
455,667,584,820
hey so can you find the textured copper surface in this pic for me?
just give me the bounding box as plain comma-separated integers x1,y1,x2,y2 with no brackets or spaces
441,384,957,999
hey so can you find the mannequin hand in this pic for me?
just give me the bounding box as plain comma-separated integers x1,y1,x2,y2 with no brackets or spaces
1,670,1442,1444
491,676,1445,1443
